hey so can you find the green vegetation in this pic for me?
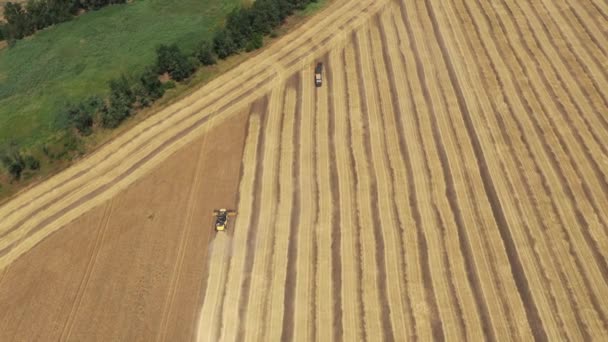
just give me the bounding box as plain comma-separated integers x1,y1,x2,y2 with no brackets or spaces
0,0,243,147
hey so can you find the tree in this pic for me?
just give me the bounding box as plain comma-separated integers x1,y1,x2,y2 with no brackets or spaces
155,44,194,81
109,75,135,104
101,97,130,128
225,8,252,49
250,0,280,35
196,40,216,66
3,2,31,39
102,75,135,128
66,104,94,135
0,142,26,180
213,29,237,59
24,155,40,170
65,96,102,135
137,67,164,106
245,33,263,52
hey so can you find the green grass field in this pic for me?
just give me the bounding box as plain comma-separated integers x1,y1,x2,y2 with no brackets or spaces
0,0,242,147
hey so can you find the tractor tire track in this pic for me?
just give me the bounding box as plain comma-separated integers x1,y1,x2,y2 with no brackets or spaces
157,135,209,342
59,200,113,342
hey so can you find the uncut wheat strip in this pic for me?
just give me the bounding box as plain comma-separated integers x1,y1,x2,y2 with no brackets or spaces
243,85,285,342
454,0,598,330
450,1,592,337
419,0,562,339
538,0,608,81
481,0,608,310
330,47,364,342
292,67,317,342
498,0,608,221
379,5,489,340
313,58,335,342
218,109,264,342
344,39,385,341
357,23,411,341
266,84,297,342
0,0,368,234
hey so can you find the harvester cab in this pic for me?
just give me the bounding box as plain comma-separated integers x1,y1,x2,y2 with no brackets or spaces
315,62,323,87
213,209,237,232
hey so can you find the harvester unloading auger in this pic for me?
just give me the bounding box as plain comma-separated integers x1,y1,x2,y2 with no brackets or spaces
213,209,236,232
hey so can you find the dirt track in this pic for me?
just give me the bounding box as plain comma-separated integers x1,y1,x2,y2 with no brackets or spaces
1,0,608,340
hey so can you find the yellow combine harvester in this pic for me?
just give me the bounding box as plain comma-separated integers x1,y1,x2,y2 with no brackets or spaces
213,209,236,232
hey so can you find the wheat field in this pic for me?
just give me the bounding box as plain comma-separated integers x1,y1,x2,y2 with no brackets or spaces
0,0,607,340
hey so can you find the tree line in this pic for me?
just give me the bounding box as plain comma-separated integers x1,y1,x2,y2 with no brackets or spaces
1,0,319,182
0,0,126,43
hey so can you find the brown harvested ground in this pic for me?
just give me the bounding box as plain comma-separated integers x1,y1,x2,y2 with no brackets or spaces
0,110,249,341
1,0,608,341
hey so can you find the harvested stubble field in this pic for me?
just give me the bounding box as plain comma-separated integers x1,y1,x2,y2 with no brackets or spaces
1,0,608,340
